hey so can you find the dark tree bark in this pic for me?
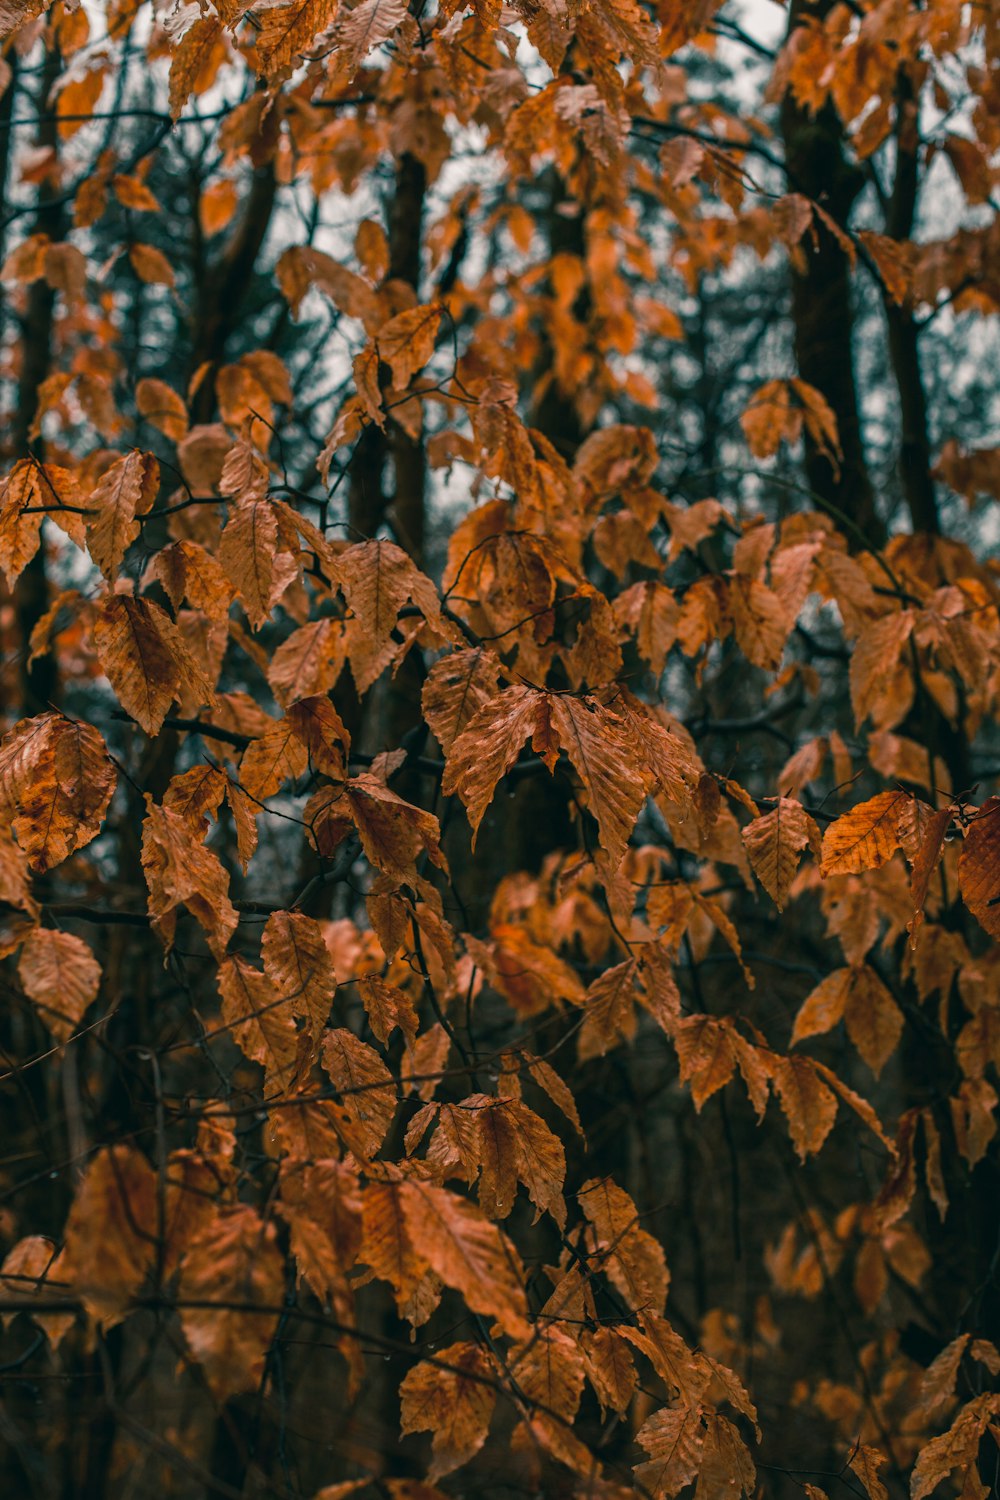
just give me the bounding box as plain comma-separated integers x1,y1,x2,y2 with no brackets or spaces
780,0,884,550
190,162,278,425
8,51,63,716
883,72,939,536
348,149,428,564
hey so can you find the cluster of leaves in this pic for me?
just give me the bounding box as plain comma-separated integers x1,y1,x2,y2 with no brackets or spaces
1,0,1000,1496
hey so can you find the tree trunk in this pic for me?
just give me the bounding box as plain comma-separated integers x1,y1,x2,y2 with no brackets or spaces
883,72,939,537
10,50,63,716
780,0,883,550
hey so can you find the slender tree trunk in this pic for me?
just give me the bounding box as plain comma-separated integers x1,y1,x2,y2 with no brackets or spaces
10,51,62,716
883,72,939,536
780,0,883,549
348,150,428,562
0,49,20,356
386,152,427,566
190,162,277,424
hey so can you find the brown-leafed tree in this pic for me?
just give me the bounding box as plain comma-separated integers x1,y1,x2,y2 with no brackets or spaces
1,1,1000,1497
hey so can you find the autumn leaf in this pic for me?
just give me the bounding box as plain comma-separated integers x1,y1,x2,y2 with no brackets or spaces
741,378,791,458
130,243,175,286
179,1206,284,1399
910,1394,1000,1500
269,621,347,708
240,717,310,801
360,1181,429,1311
141,794,239,958
17,928,101,1042
336,538,450,693
152,539,230,620
421,648,501,753
582,1326,636,1417
345,774,446,881
850,611,915,729
0,1236,73,1346
377,303,441,388
742,797,818,908
578,957,638,1058
169,16,223,117
60,1147,157,1324
333,0,409,74
548,693,650,869
578,1176,669,1314
218,954,305,1094
635,1405,705,1499
792,964,903,1076
913,1335,970,1423
0,460,43,585
399,1181,530,1339
256,0,337,73
442,686,554,843
729,575,790,671
322,1028,397,1155
673,1014,739,1109
86,449,158,581
0,713,117,873
820,792,909,877
163,763,227,827
356,973,419,1046
848,1444,888,1500
95,593,212,736
279,1159,362,1306
219,500,298,630
262,908,337,1038
773,1056,838,1160
698,1413,756,1500
399,1342,496,1480
511,1324,586,1427
907,803,954,933
958,799,1000,941
277,245,381,326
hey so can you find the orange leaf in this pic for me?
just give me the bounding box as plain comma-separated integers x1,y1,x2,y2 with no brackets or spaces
399,1342,496,1480
322,1028,397,1156
179,1206,284,1399
0,713,117,873
399,1181,530,1339
141,795,238,959
820,791,909,877
443,686,554,843
958,799,1000,940
421,648,501,753
377,303,441,388
0,460,43,586
635,1405,705,1499
262,909,337,1039
130,243,176,287
95,593,212,736
61,1146,157,1325
255,0,337,73
168,16,224,117
17,928,101,1042
219,500,298,630
742,797,817,909
218,953,304,1093
87,450,159,581
578,1176,669,1314
549,693,650,869
345,773,446,881
773,1056,838,1159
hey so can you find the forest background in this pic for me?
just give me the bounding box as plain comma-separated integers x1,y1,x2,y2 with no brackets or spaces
1,0,1000,1498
